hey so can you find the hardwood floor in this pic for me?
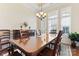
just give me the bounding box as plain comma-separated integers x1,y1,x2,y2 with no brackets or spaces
71,47,79,56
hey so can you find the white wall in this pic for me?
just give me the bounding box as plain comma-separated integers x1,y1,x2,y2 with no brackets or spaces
71,4,79,33
0,3,36,30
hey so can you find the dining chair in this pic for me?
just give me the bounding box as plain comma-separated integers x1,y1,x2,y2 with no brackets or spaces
29,30,35,36
49,30,63,48
0,30,10,56
0,30,22,56
38,30,63,56
13,30,21,39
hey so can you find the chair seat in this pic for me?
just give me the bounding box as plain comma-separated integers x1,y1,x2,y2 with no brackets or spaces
38,47,54,56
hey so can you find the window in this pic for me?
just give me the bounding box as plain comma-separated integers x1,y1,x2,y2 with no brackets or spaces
41,19,46,34
48,11,58,34
48,7,71,34
61,7,71,34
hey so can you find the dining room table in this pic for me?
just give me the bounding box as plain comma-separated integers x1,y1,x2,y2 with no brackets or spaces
10,33,57,56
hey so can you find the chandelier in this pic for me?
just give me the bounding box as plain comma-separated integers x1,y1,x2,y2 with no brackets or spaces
36,3,47,20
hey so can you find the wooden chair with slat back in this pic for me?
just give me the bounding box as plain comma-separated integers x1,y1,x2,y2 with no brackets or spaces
38,30,63,56
13,30,21,39
0,30,10,56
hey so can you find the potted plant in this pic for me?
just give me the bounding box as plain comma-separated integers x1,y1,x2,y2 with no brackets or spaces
69,33,76,48
75,32,79,42
20,22,28,29
23,22,28,27
68,32,78,48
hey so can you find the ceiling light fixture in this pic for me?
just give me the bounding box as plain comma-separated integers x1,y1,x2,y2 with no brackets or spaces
36,3,47,20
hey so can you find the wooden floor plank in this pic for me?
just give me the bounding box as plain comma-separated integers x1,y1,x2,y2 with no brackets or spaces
71,47,79,56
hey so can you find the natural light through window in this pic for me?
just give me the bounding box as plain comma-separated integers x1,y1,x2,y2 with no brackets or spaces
61,7,71,34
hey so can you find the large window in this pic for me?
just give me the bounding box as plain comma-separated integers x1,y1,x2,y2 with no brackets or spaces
61,7,71,34
48,7,71,34
48,11,58,34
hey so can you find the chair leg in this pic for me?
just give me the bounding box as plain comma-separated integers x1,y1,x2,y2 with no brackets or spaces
8,44,15,55
58,45,61,56
49,44,51,48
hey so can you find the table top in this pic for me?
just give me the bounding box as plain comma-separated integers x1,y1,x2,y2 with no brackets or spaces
10,34,57,55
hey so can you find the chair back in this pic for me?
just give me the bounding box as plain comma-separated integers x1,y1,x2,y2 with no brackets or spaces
0,30,10,55
53,30,63,56
13,30,20,39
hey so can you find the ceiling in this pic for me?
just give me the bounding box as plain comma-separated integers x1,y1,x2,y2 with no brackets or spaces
0,3,70,18
22,3,71,13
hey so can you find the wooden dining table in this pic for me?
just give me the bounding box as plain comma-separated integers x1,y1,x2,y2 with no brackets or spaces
10,34,57,56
